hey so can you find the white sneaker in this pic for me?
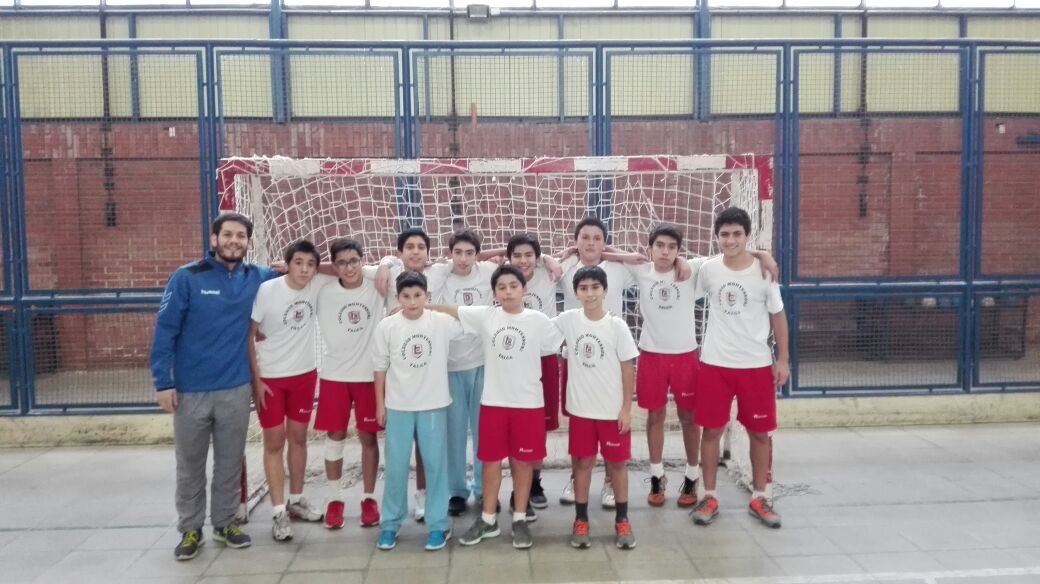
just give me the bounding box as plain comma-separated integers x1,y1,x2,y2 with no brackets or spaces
601,479,616,510
560,477,576,505
272,510,293,542
287,496,324,522
414,489,426,523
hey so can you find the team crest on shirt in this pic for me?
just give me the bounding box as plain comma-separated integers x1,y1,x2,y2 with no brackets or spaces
337,303,373,333
649,281,681,311
491,326,527,360
455,287,481,307
400,334,433,369
523,292,543,311
281,300,315,331
718,282,749,316
574,333,606,368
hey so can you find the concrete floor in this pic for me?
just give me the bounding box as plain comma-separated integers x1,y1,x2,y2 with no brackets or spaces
1,424,1040,584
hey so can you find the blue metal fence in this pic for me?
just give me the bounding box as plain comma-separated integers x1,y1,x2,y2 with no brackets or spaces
0,38,1036,414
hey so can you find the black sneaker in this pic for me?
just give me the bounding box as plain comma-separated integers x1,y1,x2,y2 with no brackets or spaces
214,524,252,549
529,476,548,509
174,529,203,561
509,492,538,522
449,496,468,517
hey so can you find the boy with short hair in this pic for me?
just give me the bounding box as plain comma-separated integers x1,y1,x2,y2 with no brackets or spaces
691,207,789,529
314,238,386,529
553,266,640,550
434,265,563,550
372,271,463,551
248,240,336,541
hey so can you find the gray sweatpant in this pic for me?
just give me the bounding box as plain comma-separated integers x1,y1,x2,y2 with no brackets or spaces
174,383,251,533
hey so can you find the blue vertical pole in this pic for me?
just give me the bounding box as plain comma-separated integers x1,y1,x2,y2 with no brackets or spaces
832,15,842,116
269,0,288,123
962,45,980,392
597,45,608,156
129,14,141,122
196,49,213,254
5,50,31,412
782,43,796,395
695,0,711,121
557,15,565,123
422,17,432,125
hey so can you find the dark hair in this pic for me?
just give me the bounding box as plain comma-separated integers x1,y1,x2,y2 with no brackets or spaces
284,240,321,265
328,238,363,262
573,216,607,241
572,265,608,292
448,228,482,253
649,224,683,249
211,212,254,238
397,227,431,252
506,233,542,259
713,207,752,237
491,264,527,289
395,270,428,294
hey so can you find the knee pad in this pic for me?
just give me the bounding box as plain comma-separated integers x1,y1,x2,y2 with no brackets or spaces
324,437,346,462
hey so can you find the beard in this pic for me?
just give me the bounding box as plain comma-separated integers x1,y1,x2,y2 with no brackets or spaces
214,243,246,264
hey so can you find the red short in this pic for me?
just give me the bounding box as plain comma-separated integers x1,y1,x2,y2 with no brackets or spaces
694,363,777,433
541,355,561,431
568,415,631,462
257,370,318,429
477,405,547,463
637,350,700,411
313,379,383,434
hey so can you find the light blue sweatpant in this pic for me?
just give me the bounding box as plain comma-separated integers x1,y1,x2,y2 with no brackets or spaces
380,407,450,534
447,366,484,500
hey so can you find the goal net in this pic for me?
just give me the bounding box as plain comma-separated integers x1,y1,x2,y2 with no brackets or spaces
217,155,775,507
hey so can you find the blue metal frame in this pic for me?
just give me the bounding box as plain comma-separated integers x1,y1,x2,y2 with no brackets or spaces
970,287,1040,391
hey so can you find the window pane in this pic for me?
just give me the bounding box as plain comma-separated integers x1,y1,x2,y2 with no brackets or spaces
283,0,366,5
537,0,615,7
369,0,449,6
618,0,695,6
786,0,861,6
864,0,939,7
707,0,783,7
19,0,100,5
105,0,187,6
942,0,1012,6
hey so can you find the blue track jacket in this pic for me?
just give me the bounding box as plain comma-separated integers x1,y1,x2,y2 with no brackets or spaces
149,252,276,393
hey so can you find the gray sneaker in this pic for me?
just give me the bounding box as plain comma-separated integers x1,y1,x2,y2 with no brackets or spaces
287,496,323,522
614,519,637,550
569,520,591,549
459,517,500,546
213,524,251,549
512,520,533,549
272,510,294,542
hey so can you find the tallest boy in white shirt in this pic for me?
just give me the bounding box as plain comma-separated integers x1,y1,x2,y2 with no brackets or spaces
690,207,789,529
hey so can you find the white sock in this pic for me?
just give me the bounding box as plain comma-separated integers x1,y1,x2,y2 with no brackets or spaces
288,493,302,505
512,511,526,523
362,492,375,502
685,464,701,481
751,491,768,501
649,462,665,478
272,504,286,517
703,490,717,500
331,487,347,503
481,512,496,525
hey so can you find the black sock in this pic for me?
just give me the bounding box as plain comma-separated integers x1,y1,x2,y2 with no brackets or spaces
532,469,541,482
575,502,589,522
615,502,629,523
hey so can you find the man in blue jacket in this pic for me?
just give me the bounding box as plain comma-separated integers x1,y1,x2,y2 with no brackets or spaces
150,212,278,561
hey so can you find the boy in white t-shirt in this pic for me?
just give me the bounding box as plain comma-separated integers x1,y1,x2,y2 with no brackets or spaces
248,240,336,541
372,271,464,551
691,207,789,529
553,266,640,551
431,265,563,550
313,238,386,530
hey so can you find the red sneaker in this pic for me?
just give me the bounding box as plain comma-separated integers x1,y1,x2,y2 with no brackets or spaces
748,496,781,529
690,495,719,526
360,498,380,527
324,501,345,530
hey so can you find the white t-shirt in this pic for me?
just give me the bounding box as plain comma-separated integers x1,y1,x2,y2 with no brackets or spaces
696,256,784,369
521,264,560,319
371,310,464,411
251,274,337,378
316,278,385,382
430,261,497,372
553,309,639,420
457,306,564,409
561,258,636,317
627,259,705,354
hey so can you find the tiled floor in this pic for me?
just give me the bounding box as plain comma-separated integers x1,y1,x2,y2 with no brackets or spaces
1,423,1039,583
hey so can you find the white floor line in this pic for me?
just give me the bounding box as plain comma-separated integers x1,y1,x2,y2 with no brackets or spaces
589,566,1040,584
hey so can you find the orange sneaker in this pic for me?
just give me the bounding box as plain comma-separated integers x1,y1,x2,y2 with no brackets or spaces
690,495,719,526
647,475,667,507
614,518,636,550
748,496,781,529
569,519,591,549
677,477,698,508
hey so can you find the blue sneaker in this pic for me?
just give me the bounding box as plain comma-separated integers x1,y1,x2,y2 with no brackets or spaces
376,530,397,551
425,529,451,551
